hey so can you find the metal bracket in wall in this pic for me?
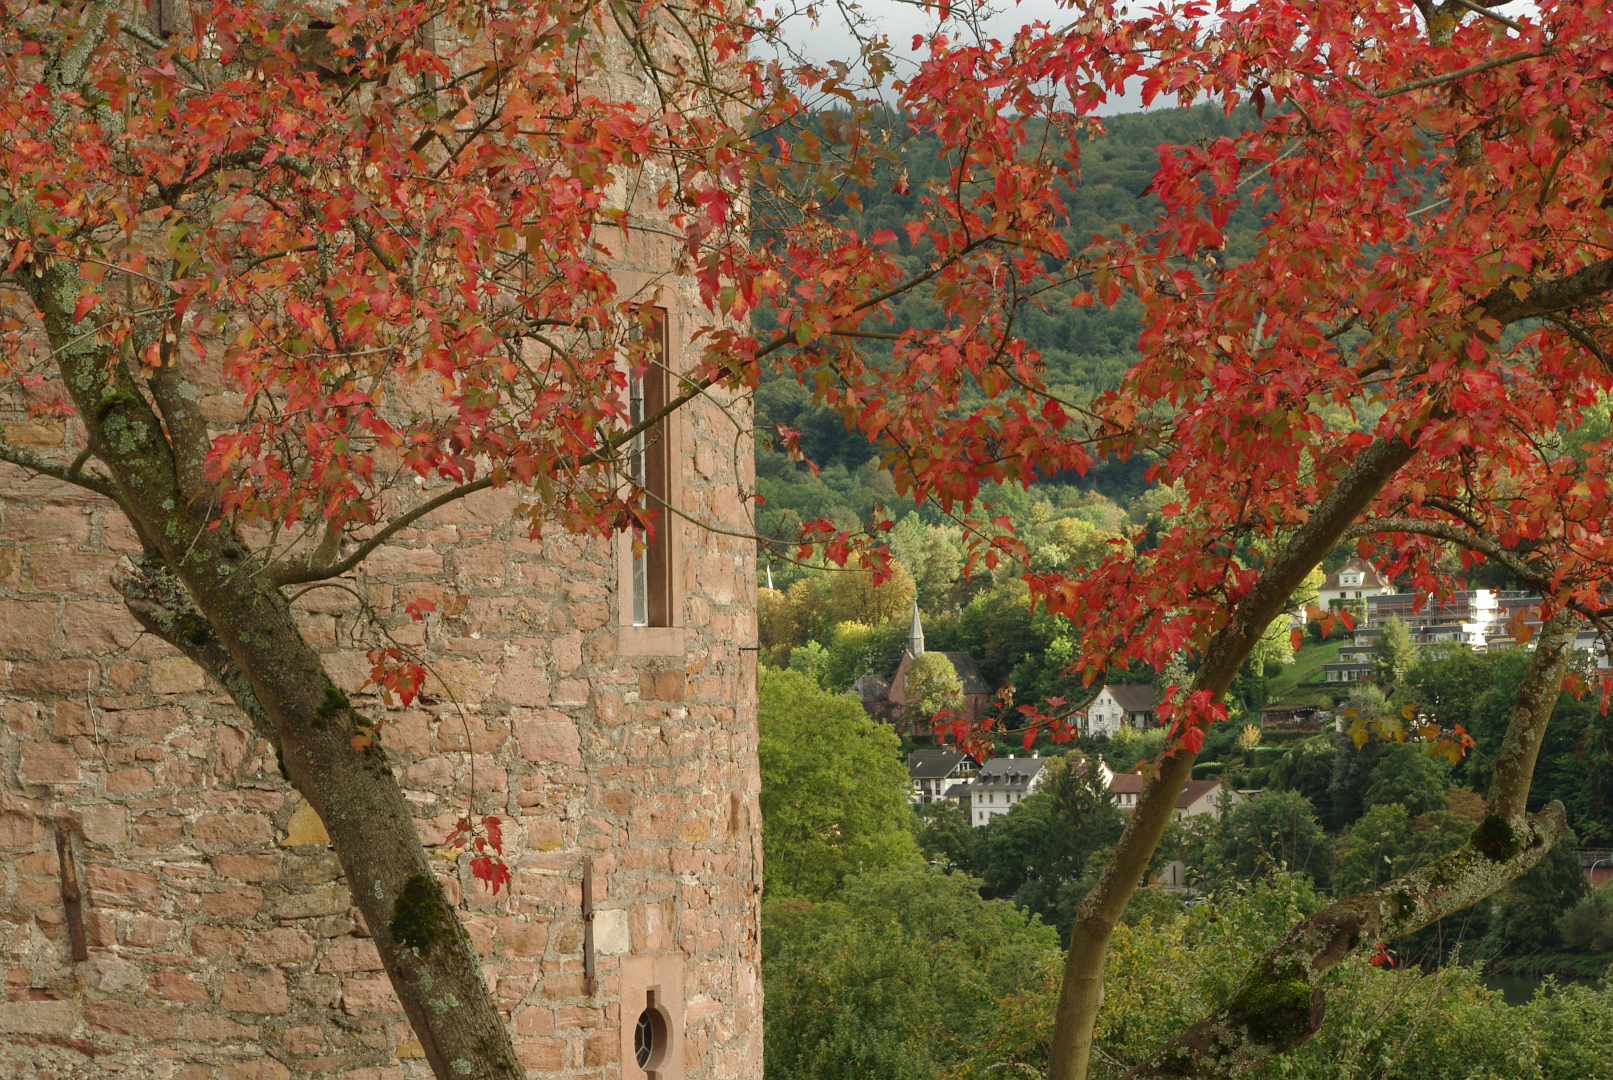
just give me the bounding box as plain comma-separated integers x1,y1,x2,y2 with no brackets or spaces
55,824,88,963
582,855,597,996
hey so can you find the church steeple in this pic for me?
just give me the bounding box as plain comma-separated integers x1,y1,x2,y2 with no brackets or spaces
907,599,925,657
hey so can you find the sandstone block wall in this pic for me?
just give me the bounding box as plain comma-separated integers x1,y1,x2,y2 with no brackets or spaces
0,285,762,1079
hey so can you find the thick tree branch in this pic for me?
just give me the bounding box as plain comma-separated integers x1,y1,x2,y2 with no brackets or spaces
147,345,216,503
1488,608,1579,819
110,557,277,743
1124,608,1579,1080
1479,254,1613,325
1046,434,1420,1080
1125,805,1567,1079
1131,626,1575,1079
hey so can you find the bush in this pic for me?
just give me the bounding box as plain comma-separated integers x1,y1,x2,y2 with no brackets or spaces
1559,882,1613,953
948,872,1613,1080
764,864,1059,1080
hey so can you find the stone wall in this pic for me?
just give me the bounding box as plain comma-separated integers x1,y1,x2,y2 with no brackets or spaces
0,268,762,1079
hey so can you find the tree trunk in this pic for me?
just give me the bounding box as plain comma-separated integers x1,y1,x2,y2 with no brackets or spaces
30,254,519,1080
1044,435,1419,1080
1123,609,1578,1079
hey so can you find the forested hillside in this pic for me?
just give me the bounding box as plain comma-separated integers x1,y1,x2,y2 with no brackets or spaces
755,103,1264,544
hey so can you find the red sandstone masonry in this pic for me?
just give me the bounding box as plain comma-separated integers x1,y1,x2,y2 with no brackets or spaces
0,258,761,1077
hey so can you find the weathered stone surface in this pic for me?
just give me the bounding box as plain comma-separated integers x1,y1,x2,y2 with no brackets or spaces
150,655,207,693
221,969,291,1014
246,928,317,964
193,812,273,847
0,599,54,655
514,709,582,767
280,802,331,847
0,999,74,1035
17,740,78,785
85,998,181,1038
0,245,762,1080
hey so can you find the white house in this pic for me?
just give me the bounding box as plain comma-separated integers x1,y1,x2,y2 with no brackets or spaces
1319,556,1396,608
1083,684,1156,737
1108,775,1241,821
968,755,1048,827
906,749,980,805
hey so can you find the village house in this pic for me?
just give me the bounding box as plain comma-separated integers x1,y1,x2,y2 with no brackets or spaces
1081,683,1156,737
1318,556,1396,608
1108,775,1241,821
906,749,981,805
968,756,1047,827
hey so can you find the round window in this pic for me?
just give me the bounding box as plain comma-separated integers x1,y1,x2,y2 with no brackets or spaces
634,1005,668,1072
634,1009,654,1068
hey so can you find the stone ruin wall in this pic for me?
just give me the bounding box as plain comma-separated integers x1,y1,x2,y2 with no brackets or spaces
0,223,763,1080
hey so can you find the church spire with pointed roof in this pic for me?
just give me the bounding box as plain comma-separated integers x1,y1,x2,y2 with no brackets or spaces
908,599,925,657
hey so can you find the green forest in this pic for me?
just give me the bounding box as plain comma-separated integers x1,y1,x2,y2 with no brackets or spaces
758,670,1613,1080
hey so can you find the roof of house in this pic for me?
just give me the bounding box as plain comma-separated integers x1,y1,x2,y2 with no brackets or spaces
1175,779,1224,808
1323,556,1393,592
852,672,891,704
941,651,991,696
1103,683,1155,713
907,749,976,781
972,756,1046,789
1108,774,1226,810
1108,772,1143,795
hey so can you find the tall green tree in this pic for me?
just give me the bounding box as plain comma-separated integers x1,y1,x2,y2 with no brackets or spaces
763,865,1060,1080
1220,790,1333,888
1361,741,1452,817
973,755,1125,937
759,669,920,899
1373,616,1416,685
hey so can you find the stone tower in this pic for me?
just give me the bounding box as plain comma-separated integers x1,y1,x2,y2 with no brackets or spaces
0,280,762,1080
0,17,762,1076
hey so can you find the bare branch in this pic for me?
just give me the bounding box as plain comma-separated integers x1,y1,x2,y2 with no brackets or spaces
1365,49,1545,100
1445,0,1526,33
0,439,124,504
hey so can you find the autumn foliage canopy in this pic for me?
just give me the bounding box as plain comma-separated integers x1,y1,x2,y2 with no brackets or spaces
6,0,1613,1076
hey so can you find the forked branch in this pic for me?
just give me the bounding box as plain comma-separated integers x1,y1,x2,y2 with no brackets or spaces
1124,609,1579,1080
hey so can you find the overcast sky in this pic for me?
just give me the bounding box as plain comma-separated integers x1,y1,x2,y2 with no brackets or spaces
756,0,1152,114
759,0,1539,115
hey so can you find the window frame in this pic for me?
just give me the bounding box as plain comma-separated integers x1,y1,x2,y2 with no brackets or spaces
617,304,684,656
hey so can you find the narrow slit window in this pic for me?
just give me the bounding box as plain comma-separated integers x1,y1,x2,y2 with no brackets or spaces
629,310,673,628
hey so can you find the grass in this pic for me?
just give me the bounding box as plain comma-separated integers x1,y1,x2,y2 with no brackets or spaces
1265,637,1343,705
